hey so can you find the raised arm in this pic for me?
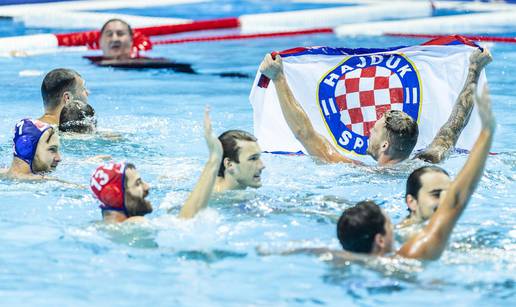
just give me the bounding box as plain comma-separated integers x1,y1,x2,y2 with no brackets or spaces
415,48,492,163
259,54,357,164
178,107,223,219
398,85,495,260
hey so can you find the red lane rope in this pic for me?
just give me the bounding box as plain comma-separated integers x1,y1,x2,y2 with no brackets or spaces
152,28,334,45
52,16,516,50
56,17,240,47
386,33,516,44
137,17,239,37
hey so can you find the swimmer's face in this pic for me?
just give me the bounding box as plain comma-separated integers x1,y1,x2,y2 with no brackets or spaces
409,171,451,221
100,21,133,59
380,211,394,254
376,210,394,255
367,116,387,160
124,168,152,217
71,77,89,104
32,129,61,173
228,141,265,189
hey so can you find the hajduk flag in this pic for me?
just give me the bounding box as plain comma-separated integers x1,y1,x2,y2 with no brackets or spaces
250,35,486,159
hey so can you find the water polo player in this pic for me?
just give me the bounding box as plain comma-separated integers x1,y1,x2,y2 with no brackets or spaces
90,162,151,223
99,18,133,60
214,130,265,192
258,47,492,165
59,100,97,133
84,19,195,72
40,68,90,127
279,83,494,261
1,119,61,180
86,19,248,78
90,106,223,223
336,84,494,260
397,165,451,230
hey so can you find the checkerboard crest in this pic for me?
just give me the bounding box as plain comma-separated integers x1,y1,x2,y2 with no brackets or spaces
335,66,404,136
317,53,421,155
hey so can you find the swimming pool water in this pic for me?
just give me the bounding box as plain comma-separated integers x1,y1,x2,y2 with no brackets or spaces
92,0,485,20
93,0,355,20
0,1,515,306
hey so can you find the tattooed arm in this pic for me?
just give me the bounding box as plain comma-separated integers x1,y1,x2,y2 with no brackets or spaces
415,48,492,163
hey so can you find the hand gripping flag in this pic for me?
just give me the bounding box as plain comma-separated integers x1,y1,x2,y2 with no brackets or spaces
250,35,486,159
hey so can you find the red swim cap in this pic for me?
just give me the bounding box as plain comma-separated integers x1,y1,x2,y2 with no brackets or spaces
90,162,126,211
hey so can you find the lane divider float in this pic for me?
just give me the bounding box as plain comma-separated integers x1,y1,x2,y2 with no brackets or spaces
1,2,515,56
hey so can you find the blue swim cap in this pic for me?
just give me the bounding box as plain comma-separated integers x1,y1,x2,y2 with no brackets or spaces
12,119,52,173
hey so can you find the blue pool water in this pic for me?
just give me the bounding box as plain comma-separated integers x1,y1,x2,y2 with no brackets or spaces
94,1,479,20
93,0,355,19
0,1,515,306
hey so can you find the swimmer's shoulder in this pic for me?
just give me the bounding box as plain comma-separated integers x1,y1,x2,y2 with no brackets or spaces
97,131,124,141
59,130,124,141
272,246,366,262
2,172,84,187
396,221,425,242
211,187,257,203
4,172,44,181
124,216,147,224
0,168,8,178
371,158,425,174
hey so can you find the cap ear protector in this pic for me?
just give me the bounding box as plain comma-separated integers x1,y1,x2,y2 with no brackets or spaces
90,162,127,213
13,119,52,173
14,134,37,157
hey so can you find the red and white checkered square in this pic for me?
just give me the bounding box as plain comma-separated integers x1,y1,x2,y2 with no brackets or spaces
335,66,404,136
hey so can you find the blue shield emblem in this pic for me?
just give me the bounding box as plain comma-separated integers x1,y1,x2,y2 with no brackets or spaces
317,53,422,155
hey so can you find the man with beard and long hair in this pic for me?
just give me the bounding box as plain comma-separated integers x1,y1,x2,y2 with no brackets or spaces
90,107,223,223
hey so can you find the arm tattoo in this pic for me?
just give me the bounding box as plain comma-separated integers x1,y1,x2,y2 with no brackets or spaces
425,66,482,155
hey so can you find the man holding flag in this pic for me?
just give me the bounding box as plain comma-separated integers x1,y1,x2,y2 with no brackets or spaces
254,36,491,165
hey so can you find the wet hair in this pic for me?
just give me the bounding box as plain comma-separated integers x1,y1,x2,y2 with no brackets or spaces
100,18,134,38
59,100,97,133
384,110,419,161
123,163,137,189
218,130,258,177
41,69,81,111
45,128,55,143
405,166,449,212
337,200,386,254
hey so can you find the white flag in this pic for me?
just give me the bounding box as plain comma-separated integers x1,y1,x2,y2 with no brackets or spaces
250,36,486,158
